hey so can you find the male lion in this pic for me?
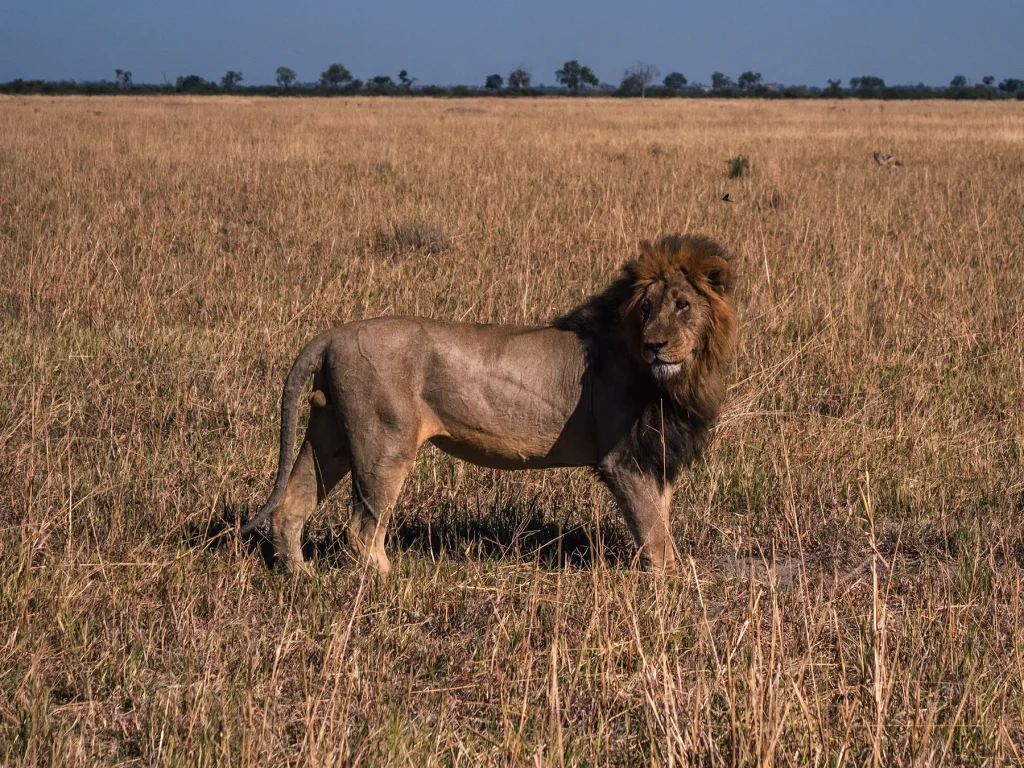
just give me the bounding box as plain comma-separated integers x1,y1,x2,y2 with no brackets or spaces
243,234,737,576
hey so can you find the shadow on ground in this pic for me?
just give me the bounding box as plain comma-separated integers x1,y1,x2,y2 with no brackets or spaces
185,502,634,572
392,505,633,570
183,503,275,569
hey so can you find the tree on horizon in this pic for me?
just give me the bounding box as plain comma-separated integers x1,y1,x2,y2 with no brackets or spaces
275,67,297,88
221,71,243,89
850,75,885,89
663,72,687,91
508,66,531,89
176,74,211,93
556,60,599,91
320,63,353,88
399,70,416,90
711,72,733,90
621,62,659,97
737,71,763,89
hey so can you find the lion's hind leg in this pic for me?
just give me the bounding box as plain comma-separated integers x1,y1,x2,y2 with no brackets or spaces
347,451,416,578
271,395,350,575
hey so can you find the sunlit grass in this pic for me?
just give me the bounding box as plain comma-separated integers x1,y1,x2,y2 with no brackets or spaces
1,95,1023,765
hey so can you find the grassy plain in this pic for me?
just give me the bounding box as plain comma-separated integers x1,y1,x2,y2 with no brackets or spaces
2,95,1024,765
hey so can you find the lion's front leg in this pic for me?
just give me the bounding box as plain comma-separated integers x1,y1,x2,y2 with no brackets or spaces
599,465,677,573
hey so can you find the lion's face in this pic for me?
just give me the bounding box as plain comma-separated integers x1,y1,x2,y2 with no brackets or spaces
621,236,735,385
635,271,713,381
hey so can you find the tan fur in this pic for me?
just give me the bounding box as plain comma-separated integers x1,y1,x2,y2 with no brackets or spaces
244,234,738,577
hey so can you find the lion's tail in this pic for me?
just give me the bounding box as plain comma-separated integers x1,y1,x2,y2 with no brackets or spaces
240,331,334,536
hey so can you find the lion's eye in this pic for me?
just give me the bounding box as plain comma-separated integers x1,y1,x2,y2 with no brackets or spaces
675,299,690,312
640,300,652,319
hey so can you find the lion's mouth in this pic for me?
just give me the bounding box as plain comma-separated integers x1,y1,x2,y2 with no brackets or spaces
644,350,691,366
643,348,674,365
646,350,695,380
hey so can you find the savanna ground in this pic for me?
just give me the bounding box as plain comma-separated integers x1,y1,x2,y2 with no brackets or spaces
1,96,1023,766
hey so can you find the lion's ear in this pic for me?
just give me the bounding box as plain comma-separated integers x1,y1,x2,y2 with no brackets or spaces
693,257,734,296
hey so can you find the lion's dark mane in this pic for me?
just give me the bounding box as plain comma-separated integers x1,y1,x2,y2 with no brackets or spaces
553,236,735,487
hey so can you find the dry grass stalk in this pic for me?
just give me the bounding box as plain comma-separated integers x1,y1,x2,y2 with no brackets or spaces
1,95,1023,764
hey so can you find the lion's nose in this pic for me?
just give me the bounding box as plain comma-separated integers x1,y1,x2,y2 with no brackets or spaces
644,341,667,354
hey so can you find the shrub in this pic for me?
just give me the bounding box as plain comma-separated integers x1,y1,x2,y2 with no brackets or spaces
175,74,214,94
373,219,451,256
727,155,750,179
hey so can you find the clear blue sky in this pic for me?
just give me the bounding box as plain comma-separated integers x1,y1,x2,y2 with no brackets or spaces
1,0,1020,87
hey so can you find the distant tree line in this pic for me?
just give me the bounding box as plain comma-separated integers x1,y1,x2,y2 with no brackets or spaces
3,63,1023,100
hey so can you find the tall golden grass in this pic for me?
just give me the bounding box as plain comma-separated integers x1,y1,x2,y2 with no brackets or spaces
2,95,1024,765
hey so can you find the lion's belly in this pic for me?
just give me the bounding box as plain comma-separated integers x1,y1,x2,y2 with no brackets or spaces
428,433,580,470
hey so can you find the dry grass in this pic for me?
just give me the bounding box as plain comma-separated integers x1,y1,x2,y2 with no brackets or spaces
2,95,1024,765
